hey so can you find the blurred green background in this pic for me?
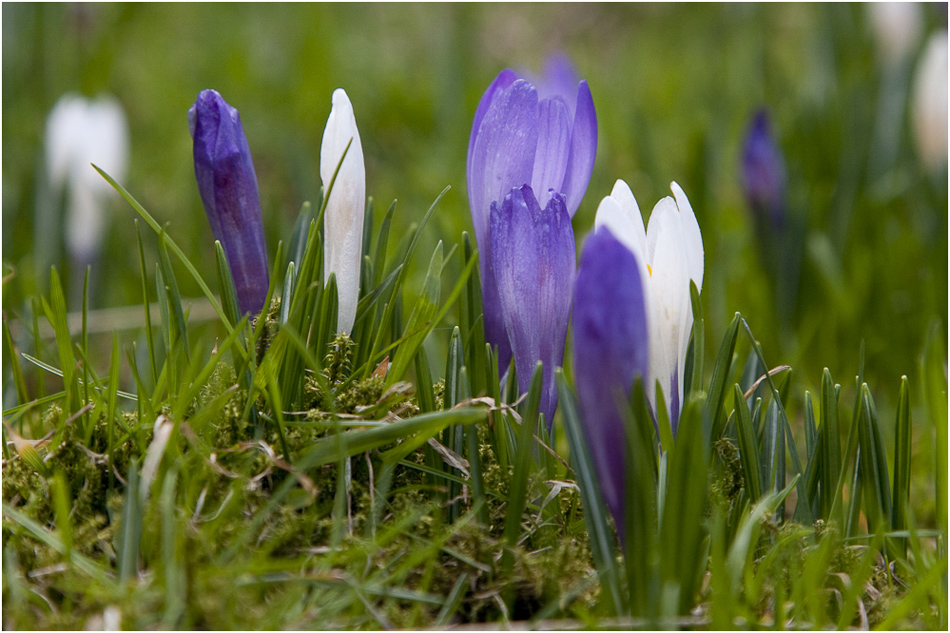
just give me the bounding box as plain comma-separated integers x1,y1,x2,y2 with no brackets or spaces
3,3,947,415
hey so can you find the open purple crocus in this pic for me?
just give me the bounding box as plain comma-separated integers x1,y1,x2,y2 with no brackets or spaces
467,56,597,373
572,225,650,536
189,89,269,316
490,185,575,431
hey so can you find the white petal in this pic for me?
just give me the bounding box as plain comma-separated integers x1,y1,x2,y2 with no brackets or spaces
868,2,923,67
609,179,647,257
65,180,105,261
645,203,691,418
670,181,704,292
594,195,639,255
80,95,129,194
913,31,949,171
45,94,85,190
46,93,130,262
321,88,366,334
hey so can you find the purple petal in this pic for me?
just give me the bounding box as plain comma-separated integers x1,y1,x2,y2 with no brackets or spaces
531,98,572,208
572,225,649,535
468,80,540,361
467,69,518,177
468,80,539,248
490,185,575,429
190,89,269,315
479,251,511,373
560,80,597,217
538,53,581,118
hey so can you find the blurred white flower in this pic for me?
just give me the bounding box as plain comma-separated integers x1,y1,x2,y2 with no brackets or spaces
594,180,704,431
320,88,365,334
868,2,923,68
912,30,949,171
45,93,129,265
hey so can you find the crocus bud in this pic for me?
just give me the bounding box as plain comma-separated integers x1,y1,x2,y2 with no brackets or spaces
45,93,129,268
320,88,365,334
594,180,703,434
868,2,923,68
912,31,948,171
573,225,650,535
467,54,597,371
490,185,575,430
741,109,786,230
189,89,269,316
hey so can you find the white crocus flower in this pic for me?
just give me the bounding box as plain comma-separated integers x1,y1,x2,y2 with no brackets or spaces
594,180,704,430
45,93,129,267
912,31,949,172
320,88,366,334
867,2,923,69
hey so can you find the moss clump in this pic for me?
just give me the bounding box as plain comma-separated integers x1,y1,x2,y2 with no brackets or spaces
710,438,744,512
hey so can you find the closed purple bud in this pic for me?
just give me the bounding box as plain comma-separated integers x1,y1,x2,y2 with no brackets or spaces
572,226,649,535
490,185,575,430
189,89,269,316
742,109,786,230
468,54,597,370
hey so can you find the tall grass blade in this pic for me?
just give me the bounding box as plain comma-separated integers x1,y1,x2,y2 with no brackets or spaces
706,313,740,446
891,376,911,556
135,220,158,385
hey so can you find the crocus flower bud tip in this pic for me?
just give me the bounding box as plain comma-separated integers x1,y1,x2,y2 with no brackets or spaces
189,89,269,316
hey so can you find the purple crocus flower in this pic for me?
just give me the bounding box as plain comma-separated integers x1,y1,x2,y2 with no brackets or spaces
189,89,269,316
467,57,597,371
490,185,575,430
572,225,650,535
741,109,786,231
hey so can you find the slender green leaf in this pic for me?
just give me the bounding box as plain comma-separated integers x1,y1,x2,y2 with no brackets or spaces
386,241,443,386
819,368,841,520
891,376,911,556
215,240,242,328
95,165,234,329
706,312,740,446
734,384,762,503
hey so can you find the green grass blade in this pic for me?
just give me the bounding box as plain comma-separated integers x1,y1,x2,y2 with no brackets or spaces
660,394,708,614
44,267,77,411
157,229,190,361
686,280,704,401
856,384,892,532
94,165,233,330
891,375,911,556
3,315,29,405
215,240,242,328
135,220,159,386
386,241,443,387
503,361,544,571
734,384,762,503
117,460,143,584
706,312,740,446
819,368,841,520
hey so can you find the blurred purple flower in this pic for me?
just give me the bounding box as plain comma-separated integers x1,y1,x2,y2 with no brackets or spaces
467,55,597,371
189,89,269,316
572,225,650,535
742,109,786,230
490,185,575,430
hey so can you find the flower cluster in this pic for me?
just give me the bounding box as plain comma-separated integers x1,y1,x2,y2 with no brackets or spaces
467,56,596,428
468,55,704,531
187,54,705,538
189,87,365,327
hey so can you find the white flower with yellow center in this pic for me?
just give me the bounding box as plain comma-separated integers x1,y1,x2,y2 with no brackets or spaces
593,179,704,431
